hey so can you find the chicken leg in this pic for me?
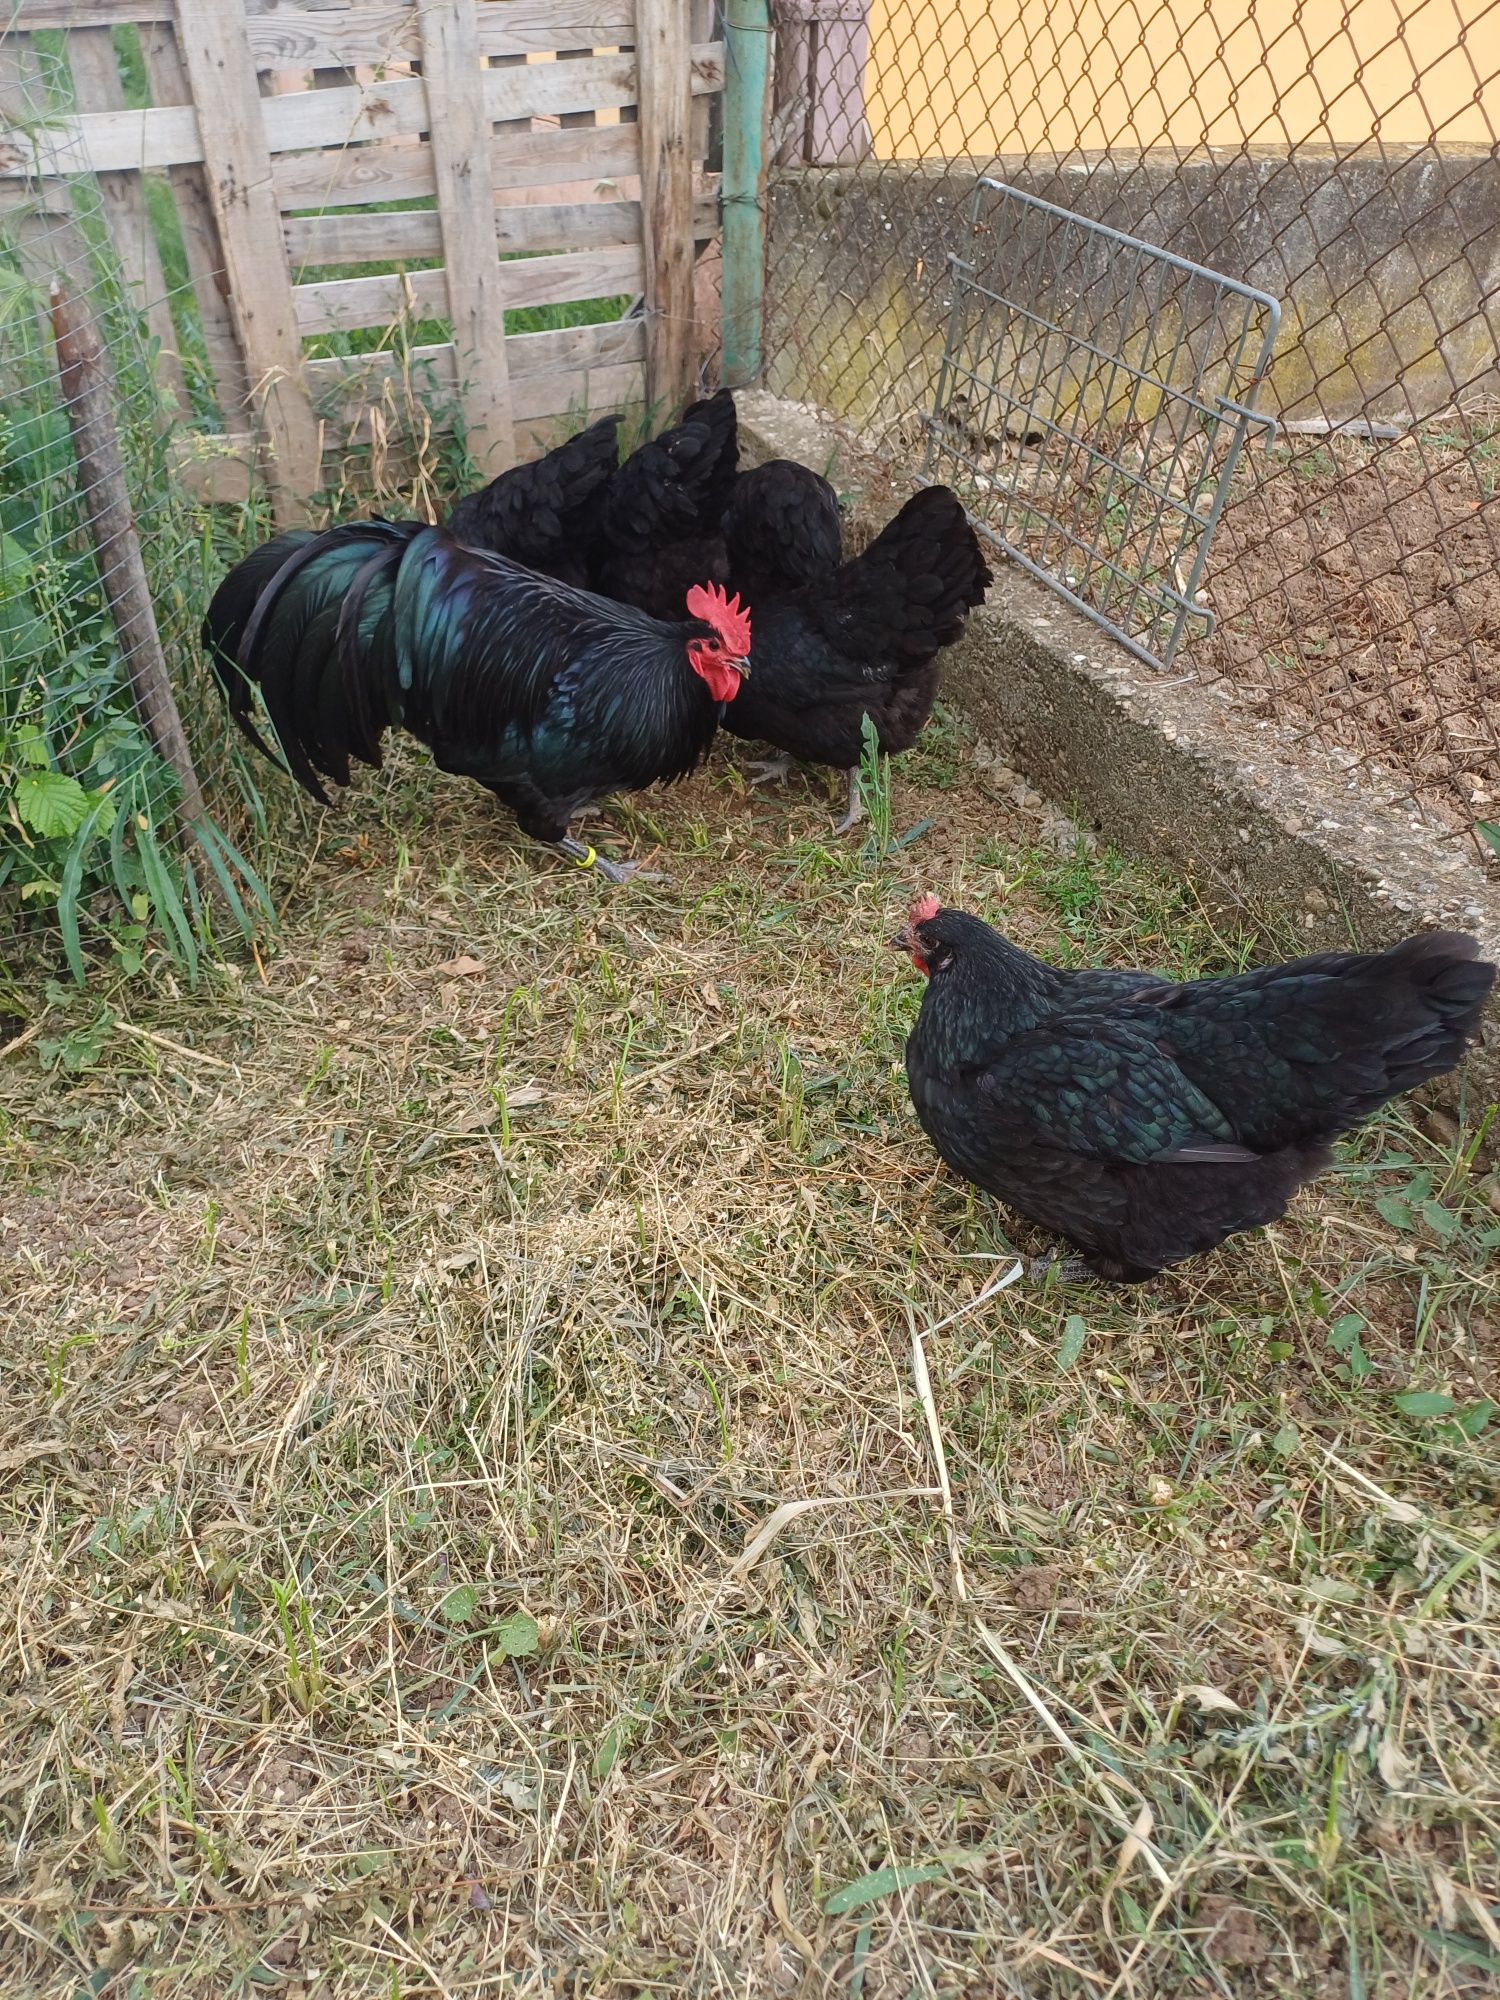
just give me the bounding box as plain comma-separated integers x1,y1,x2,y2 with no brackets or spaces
831,767,863,837
1028,1252,1094,1286
553,834,666,886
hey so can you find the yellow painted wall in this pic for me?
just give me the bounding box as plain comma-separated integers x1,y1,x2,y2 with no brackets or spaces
867,0,1500,158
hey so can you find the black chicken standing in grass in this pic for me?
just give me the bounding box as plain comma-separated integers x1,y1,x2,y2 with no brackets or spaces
590,388,741,616
723,485,991,834
442,411,623,587
204,519,750,884
893,893,1495,1281
719,455,845,603
439,391,738,607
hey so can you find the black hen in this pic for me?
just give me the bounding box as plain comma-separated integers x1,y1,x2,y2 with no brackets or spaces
444,413,622,586
204,519,751,884
722,486,990,832
721,458,843,604
592,388,739,616
894,895,1495,1281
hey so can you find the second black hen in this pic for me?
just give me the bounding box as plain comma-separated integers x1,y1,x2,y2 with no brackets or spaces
591,388,739,616
443,413,623,587
894,895,1494,1281
720,457,844,603
723,486,990,832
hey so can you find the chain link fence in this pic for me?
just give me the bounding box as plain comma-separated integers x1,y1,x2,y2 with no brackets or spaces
763,0,1500,859
0,39,270,997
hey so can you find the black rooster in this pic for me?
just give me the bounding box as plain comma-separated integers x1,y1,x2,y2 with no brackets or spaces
443,412,623,587
894,894,1495,1281
591,388,739,616
722,487,990,833
204,519,750,884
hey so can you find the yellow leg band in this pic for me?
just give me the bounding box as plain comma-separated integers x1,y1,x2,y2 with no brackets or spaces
572,844,596,869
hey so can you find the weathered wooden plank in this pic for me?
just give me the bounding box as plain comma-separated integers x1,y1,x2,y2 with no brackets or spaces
481,44,720,122
10,2,172,25
294,243,643,335
0,46,726,176
306,314,645,392
636,0,696,415
283,190,718,264
174,0,322,519
335,357,645,435
272,120,643,209
509,313,645,379
65,27,188,413
171,434,258,505
138,22,253,428
516,357,643,422
177,324,646,497
0,99,200,175
0,179,69,215
414,0,512,476
245,0,637,68
176,365,648,498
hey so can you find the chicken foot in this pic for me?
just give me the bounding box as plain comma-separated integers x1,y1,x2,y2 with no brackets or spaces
742,754,793,786
552,834,666,886
831,767,863,837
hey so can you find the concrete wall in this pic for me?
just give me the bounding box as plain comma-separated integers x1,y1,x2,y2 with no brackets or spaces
867,0,1500,159
766,152,1500,430
737,390,1500,1114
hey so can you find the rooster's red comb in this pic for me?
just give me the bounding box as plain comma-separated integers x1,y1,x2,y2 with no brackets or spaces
910,892,941,925
685,582,751,656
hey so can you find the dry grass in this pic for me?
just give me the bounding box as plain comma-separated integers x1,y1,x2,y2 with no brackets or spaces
2,720,1498,1999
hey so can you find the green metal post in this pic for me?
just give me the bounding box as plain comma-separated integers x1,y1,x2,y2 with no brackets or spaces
720,0,771,386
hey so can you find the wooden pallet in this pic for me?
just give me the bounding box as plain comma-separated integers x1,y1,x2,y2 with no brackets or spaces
0,0,723,519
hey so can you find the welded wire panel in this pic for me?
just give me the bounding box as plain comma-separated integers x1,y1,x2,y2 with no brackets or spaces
923,179,1280,670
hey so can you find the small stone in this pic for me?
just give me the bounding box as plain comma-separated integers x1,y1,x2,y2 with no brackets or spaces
1420,1106,1460,1150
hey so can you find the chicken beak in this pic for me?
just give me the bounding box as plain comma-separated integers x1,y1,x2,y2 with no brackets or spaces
731,656,750,679
887,922,914,953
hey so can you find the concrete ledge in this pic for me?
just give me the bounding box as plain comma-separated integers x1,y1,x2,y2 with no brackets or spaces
737,389,1500,1112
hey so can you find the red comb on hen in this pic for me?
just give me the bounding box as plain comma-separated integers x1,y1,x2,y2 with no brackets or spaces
910,892,941,925
685,582,752,656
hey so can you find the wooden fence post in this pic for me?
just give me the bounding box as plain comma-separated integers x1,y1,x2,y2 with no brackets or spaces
174,0,322,521
637,0,696,418
415,0,515,478
771,0,872,164
50,280,207,828
721,0,770,385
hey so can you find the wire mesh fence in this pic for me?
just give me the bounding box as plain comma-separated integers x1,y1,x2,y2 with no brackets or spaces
923,178,1281,670
0,42,270,995
763,0,1500,859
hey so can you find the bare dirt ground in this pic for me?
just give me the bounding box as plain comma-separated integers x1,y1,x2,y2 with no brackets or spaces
1204,425,1500,843
931,407,1500,850
2,726,1497,1997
